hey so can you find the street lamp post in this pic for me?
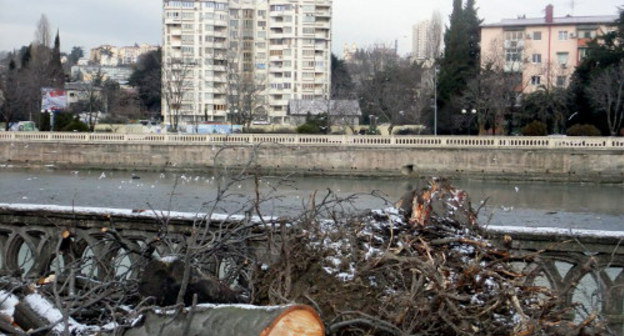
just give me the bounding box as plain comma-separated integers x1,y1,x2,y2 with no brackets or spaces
368,114,377,135
461,108,477,135
433,65,439,136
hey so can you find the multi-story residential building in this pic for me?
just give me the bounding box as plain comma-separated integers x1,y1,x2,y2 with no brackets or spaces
90,44,159,66
412,20,430,61
481,5,617,93
162,0,332,125
343,43,357,62
70,65,135,86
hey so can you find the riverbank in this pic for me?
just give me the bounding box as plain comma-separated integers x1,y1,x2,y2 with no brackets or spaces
2,133,624,182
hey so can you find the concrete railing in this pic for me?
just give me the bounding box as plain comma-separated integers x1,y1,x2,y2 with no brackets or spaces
0,204,622,333
1,132,623,150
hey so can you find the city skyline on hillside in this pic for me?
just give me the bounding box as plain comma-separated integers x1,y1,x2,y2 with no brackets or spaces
0,0,621,57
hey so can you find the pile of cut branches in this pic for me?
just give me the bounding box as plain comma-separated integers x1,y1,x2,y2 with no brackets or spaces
254,178,607,335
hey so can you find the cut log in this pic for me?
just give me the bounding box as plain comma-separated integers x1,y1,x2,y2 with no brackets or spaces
13,293,78,334
122,304,324,336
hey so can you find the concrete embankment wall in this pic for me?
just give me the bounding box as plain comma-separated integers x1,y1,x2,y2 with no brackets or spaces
1,141,623,182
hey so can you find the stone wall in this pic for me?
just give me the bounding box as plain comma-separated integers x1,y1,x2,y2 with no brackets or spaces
1,140,623,182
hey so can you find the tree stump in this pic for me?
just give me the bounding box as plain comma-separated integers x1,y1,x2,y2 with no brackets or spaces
123,304,324,336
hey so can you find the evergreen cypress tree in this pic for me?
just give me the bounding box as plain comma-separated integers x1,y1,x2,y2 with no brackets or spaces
20,45,32,69
436,0,482,134
463,0,482,72
437,0,467,133
50,30,65,87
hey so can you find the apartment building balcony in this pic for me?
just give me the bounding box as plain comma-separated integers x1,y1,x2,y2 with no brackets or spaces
269,20,286,28
169,40,182,47
212,42,227,50
213,76,227,83
210,65,226,72
315,10,331,18
213,19,228,27
315,31,329,39
212,30,227,38
315,21,330,29
168,28,182,36
269,55,284,62
269,100,289,106
164,18,183,25
270,32,286,39
202,87,222,94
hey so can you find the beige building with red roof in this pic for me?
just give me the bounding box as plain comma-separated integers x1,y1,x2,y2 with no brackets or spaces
480,5,617,93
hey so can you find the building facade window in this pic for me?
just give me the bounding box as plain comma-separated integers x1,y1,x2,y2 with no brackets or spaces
558,31,568,40
556,76,567,87
578,30,595,39
557,52,569,66
531,54,542,64
532,31,542,40
578,48,588,61
531,75,541,86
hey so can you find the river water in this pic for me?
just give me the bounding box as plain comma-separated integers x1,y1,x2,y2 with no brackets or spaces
1,167,623,231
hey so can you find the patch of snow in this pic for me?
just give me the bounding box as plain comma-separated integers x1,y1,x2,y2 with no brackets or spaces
24,293,80,333
0,203,277,224
261,264,270,271
159,255,179,263
486,225,624,240
0,291,19,318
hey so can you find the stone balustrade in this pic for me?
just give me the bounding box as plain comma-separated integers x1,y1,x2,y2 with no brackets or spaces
1,132,623,150
0,204,622,333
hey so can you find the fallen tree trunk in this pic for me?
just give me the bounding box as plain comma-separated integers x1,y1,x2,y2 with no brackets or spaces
122,304,324,336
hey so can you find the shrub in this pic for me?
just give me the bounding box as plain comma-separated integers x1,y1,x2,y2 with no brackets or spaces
521,121,547,136
393,127,425,135
62,119,90,132
566,124,601,136
296,123,321,134
272,127,296,134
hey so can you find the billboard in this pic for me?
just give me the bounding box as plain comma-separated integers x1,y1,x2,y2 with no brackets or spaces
41,88,68,112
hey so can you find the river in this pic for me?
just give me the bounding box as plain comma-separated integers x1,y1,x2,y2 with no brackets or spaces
1,166,623,231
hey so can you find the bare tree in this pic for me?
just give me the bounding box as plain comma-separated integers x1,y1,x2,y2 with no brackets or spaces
34,14,52,48
162,58,194,132
426,10,444,60
358,57,428,134
460,64,522,135
586,61,624,136
0,59,30,130
225,49,267,132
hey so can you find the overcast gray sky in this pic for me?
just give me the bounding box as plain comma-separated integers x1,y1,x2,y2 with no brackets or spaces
0,0,620,57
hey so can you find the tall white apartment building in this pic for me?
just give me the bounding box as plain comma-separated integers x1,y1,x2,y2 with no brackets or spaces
412,20,430,61
162,0,332,125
